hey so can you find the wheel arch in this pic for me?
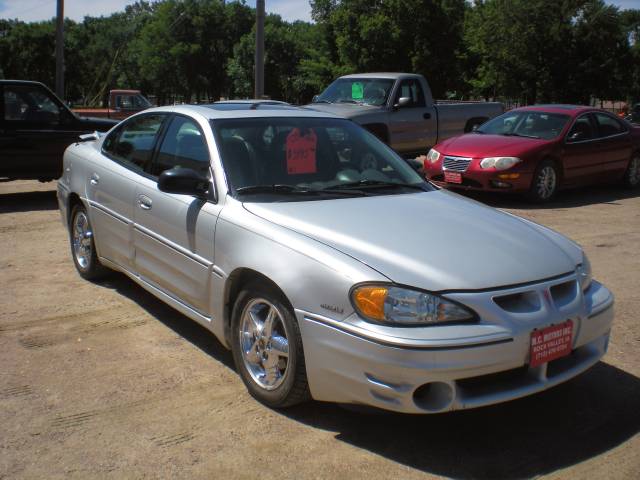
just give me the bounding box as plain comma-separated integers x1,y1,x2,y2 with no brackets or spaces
543,154,564,183
67,192,84,229
222,267,292,346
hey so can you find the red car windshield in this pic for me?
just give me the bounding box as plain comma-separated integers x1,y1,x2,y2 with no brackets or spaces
476,111,571,140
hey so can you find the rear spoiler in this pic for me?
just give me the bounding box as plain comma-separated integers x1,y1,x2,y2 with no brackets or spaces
78,131,105,142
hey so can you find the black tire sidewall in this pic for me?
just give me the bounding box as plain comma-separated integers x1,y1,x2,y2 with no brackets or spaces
230,283,307,408
528,160,558,202
623,155,640,188
69,204,104,280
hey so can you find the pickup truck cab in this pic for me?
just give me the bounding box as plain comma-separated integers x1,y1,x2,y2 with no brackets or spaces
1,80,117,182
306,73,503,158
73,89,152,121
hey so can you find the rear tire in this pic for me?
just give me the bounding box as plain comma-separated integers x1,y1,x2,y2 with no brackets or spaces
527,160,559,203
69,204,109,280
230,282,310,408
622,154,640,188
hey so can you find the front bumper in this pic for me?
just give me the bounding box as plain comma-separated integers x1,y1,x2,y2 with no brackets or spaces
425,165,533,192
297,276,614,413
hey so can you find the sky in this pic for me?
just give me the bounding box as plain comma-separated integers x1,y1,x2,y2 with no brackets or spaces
0,0,313,23
0,0,637,23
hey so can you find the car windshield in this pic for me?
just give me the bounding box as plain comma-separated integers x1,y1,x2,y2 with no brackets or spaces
476,111,570,140
211,117,432,201
313,78,394,106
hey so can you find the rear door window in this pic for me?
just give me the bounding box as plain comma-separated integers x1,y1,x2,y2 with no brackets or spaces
594,113,626,138
102,114,165,172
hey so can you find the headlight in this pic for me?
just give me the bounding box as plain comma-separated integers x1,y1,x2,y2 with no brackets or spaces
577,252,592,292
351,284,476,326
426,148,441,163
479,157,521,170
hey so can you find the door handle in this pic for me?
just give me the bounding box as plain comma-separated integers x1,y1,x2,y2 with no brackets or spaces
423,112,431,119
90,173,100,185
138,195,152,210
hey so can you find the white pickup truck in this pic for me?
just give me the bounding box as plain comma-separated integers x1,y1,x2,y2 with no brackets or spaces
305,73,503,158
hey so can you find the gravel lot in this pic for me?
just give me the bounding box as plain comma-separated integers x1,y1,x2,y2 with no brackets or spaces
1,180,639,480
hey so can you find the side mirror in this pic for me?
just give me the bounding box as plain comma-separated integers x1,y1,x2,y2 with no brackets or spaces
568,131,586,142
472,124,479,132
394,97,411,109
405,157,424,173
158,167,209,197
312,95,320,103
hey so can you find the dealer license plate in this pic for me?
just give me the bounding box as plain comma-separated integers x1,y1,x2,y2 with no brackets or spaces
529,320,573,367
444,171,462,184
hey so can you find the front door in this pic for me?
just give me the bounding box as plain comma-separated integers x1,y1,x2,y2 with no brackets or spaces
1,83,84,180
562,113,602,185
133,114,220,315
388,78,437,155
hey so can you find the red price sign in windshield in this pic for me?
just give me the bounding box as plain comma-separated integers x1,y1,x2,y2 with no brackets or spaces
286,128,317,175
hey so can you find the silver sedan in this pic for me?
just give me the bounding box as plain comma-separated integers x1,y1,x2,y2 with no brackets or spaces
57,103,614,413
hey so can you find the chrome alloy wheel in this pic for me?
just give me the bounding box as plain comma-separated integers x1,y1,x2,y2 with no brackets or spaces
536,165,557,200
72,211,93,270
628,156,640,186
239,298,290,391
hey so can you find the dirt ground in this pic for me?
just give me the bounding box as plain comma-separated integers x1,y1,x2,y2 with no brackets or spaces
1,179,639,480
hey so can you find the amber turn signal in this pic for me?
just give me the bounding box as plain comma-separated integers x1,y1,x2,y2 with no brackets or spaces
352,286,388,321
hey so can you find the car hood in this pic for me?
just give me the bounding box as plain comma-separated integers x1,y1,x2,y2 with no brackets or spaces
303,102,382,119
243,190,581,291
438,133,551,158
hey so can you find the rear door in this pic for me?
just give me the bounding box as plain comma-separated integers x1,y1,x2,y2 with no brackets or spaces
87,113,167,270
1,83,84,180
133,114,220,315
592,112,632,179
562,113,602,184
387,78,437,156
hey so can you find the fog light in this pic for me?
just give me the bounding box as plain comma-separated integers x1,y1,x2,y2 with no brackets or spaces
413,382,454,411
490,180,512,188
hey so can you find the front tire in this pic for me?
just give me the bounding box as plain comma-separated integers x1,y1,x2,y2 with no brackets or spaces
69,204,109,280
527,160,559,202
230,282,310,408
622,154,640,188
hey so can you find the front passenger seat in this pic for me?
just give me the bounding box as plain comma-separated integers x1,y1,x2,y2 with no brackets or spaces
220,137,257,189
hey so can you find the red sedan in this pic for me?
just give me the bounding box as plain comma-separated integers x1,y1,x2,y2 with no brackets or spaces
422,105,640,202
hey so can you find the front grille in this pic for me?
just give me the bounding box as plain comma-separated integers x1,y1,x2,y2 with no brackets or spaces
443,156,472,172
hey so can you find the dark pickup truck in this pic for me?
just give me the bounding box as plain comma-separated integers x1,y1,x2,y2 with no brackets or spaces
1,80,117,182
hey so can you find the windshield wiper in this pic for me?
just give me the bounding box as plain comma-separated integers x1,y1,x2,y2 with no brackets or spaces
336,99,362,104
504,132,541,139
311,99,332,104
327,180,428,191
235,184,367,196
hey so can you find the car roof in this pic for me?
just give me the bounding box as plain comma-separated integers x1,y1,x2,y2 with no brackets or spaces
340,72,419,80
513,105,595,116
0,79,48,87
143,104,340,120
213,99,289,105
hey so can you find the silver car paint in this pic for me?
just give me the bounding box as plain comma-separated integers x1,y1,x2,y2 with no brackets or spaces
243,189,580,291
58,104,614,413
